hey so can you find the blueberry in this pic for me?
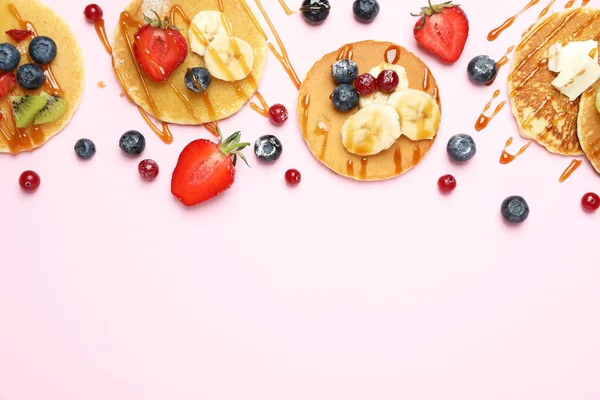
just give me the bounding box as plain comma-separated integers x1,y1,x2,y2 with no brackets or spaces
119,130,146,156
300,0,330,25
28,36,57,65
332,59,358,84
74,138,96,160
0,43,21,71
353,0,380,23
467,55,498,85
332,84,359,112
254,135,282,162
447,134,476,162
501,196,529,224
184,67,211,93
17,63,45,90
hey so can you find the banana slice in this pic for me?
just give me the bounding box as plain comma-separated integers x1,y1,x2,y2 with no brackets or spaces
388,89,440,141
359,63,409,108
189,11,234,56
204,36,255,82
341,104,402,156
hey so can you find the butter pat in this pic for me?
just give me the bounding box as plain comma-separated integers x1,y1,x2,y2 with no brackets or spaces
552,58,600,101
548,40,598,73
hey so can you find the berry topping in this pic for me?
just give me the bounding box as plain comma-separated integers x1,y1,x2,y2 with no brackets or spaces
468,55,498,85
353,0,380,23
268,104,289,126
438,174,456,193
377,70,399,93
16,64,45,90
139,159,160,180
0,43,21,72
412,1,469,64
19,170,40,192
133,11,188,83
447,134,476,162
254,135,283,162
74,138,96,159
84,4,104,23
29,36,57,65
285,169,302,185
354,73,377,96
332,59,359,84
501,196,529,224
5,29,33,43
119,130,146,156
0,72,16,100
171,126,250,207
332,84,359,112
184,67,211,93
582,192,600,212
300,0,331,25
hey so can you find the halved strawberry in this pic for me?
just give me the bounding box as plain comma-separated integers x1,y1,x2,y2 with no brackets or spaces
412,1,469,64
133,11,188,83
171,126,250,207
0,72,16,100
6,29,33,42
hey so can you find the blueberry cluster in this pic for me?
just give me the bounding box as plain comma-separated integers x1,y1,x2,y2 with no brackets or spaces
331,59,359,112
0,36,58,91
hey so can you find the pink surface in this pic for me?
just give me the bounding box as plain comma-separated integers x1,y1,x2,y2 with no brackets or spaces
1,0,600,398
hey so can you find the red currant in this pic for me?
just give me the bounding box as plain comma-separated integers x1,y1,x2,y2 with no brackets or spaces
285,169,301,185
354,73,377,96
19,170,40,192
268,104,288,126
84,4,103,23
138,159,159,180
438,174,456,194
377,70,399,93
582,192,600,212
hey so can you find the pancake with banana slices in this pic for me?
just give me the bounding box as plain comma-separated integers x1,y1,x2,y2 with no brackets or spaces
0,0,84,154
298,41,441,181
509,7,600,156
577,81,600,173
112,0,267,125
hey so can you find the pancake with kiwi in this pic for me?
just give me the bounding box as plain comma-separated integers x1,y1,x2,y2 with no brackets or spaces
297,41,441,181
0,0,84,154
577,81,600,173
112,0,268,125
508,7,600,156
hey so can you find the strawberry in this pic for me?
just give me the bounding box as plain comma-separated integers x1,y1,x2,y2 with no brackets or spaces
6,29,33,42
171,126,250,207
0,72,16,100
133,11,188,83
412,1,469,64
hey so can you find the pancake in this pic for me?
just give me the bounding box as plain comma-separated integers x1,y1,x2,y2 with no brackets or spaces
0,0,84,154
112,0,267,125
508,7,600,156
297,41,441,181
577,81,600,173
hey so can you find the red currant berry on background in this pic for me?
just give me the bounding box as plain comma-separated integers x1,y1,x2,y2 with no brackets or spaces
377,70,399,93
285,169,301,185
19,170,40,192
438,174,456,194
268,104,288,126
354,73,377,96
138,159,159,181
582,192,600,212
84,4,103,23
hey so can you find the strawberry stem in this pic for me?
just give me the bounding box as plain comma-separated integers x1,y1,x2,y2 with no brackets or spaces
411,1,460,30
216,124,251,168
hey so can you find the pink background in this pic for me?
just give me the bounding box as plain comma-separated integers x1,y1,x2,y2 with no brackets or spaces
1,0,600,398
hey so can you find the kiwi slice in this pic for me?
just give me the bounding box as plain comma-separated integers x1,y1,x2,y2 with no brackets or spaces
34,91,67,125
596,87,600,114
11,95,47,129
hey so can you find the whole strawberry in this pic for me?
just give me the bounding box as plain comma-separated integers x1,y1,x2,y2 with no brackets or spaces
133,11,188,82
412,1,469,64
171,126,250,207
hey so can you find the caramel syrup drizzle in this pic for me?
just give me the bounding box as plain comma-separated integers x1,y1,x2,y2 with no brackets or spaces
346,160,355,177
582,0,591,6
486,45,516,87
385,45,402,64
95,19,113,55
359,157,369,180
249,92,270,117
559,159,582,182
488,0,541,41
337,44,354,61
277,0,297,15
475,90,506,132
394,147,403,174
97,81,106,88
500,137,532,164
564,0,576,8
300,94,310,136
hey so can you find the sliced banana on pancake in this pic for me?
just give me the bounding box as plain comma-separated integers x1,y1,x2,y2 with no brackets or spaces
341,104,401,156
359,63,409,108
189,11,234,56
204,36,255,82
388,89,440,141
